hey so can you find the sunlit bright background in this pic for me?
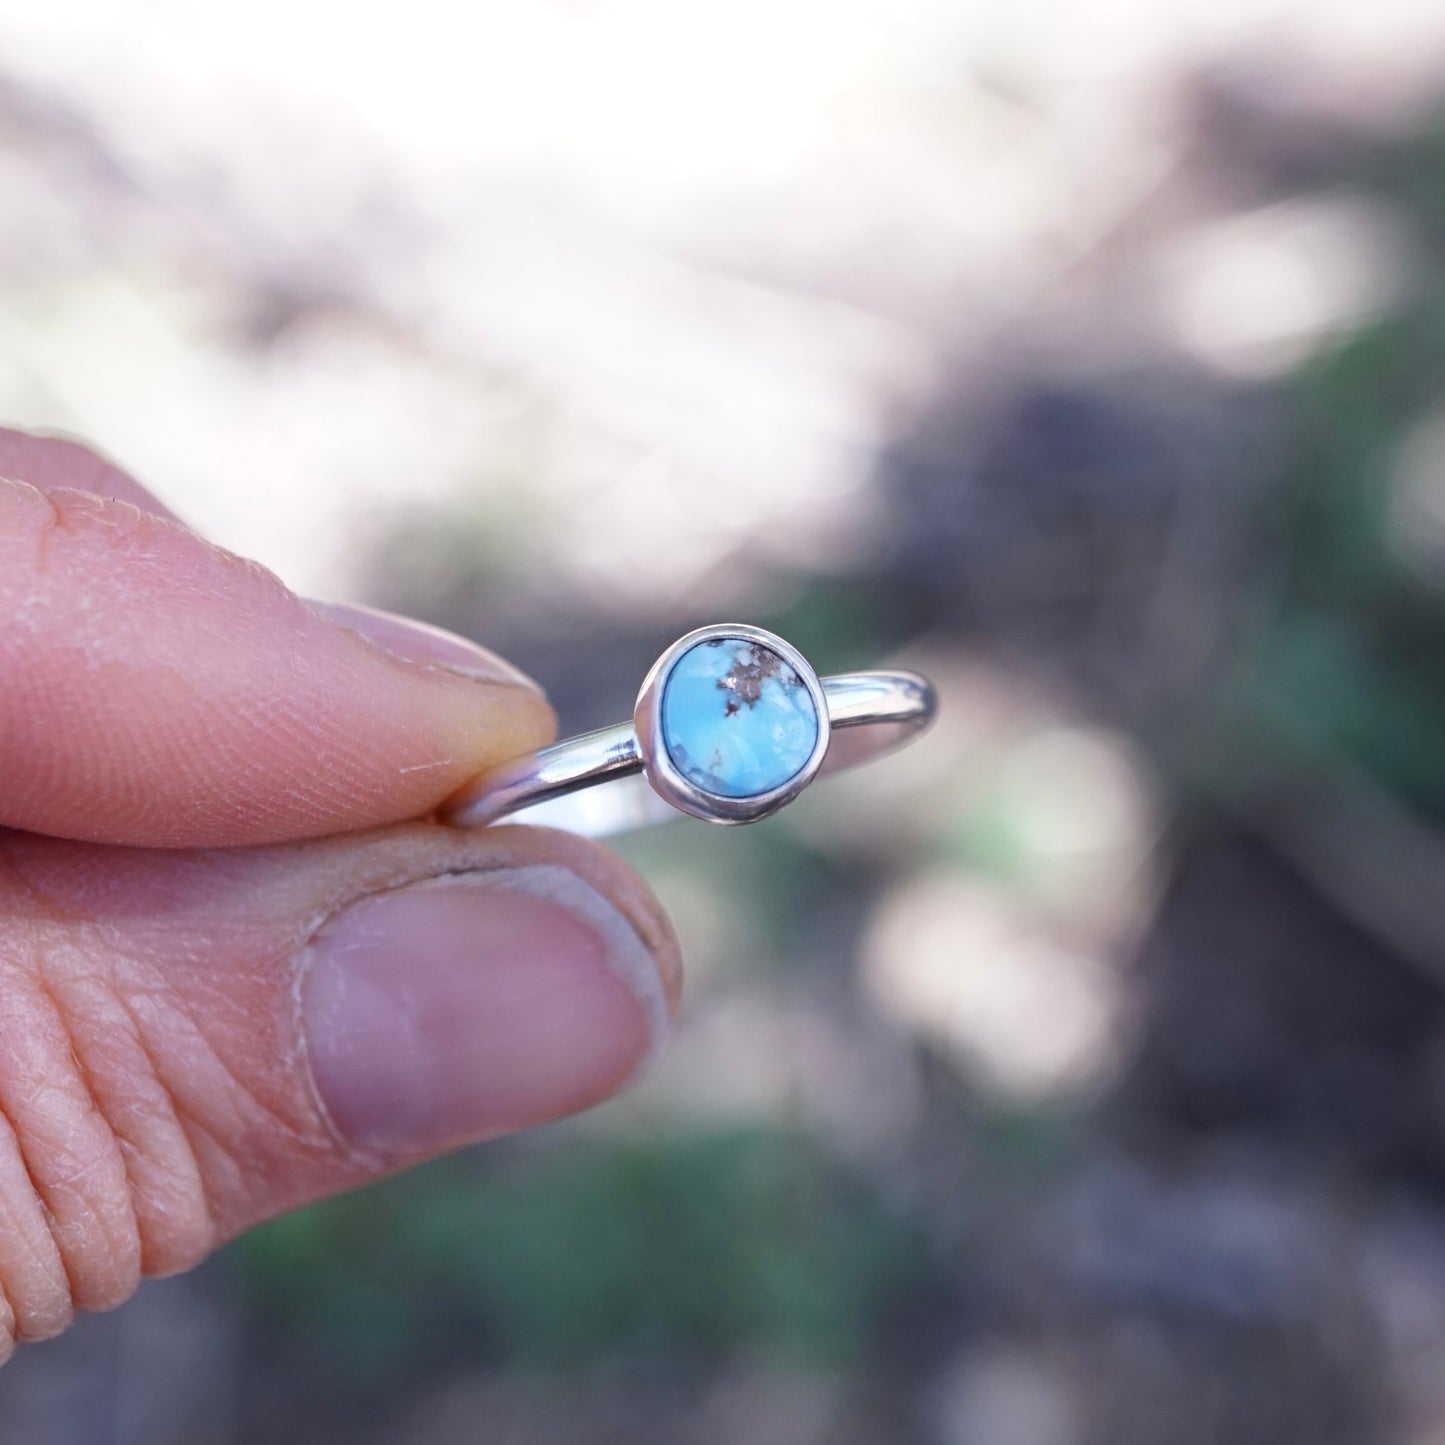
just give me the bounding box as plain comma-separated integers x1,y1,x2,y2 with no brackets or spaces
8,1,1445,1442
8,0,1443,600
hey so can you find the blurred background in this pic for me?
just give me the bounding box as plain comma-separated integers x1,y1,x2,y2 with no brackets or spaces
6,0,1445,1440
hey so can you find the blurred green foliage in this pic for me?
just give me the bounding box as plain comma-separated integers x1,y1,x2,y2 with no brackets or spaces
1216,311,1445,812
231,1128,927,1384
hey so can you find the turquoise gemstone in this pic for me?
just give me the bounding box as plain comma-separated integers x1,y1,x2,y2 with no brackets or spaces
659,637,820,799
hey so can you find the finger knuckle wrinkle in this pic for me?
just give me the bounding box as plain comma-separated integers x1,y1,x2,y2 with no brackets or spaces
0,1038,141,1325
0,955,205,1345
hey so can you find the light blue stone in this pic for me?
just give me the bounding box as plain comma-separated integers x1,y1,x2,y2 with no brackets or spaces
660,637,820,798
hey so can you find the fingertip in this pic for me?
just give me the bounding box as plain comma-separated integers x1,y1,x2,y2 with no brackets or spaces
0,478,558,845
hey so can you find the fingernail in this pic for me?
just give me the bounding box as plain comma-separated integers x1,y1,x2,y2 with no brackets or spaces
308,599,541,688
301,866,667,1154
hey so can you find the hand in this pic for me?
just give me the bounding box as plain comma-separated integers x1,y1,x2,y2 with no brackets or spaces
0,429,680,1359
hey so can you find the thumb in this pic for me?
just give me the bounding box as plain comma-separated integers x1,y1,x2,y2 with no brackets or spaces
0,823,679,1353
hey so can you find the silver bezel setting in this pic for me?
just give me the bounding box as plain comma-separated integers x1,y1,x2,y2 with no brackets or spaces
633,622,832,825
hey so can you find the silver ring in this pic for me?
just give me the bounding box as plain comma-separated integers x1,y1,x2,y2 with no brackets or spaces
440,622,937,838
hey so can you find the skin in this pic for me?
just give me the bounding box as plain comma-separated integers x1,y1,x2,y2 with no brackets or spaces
0,429,682,1358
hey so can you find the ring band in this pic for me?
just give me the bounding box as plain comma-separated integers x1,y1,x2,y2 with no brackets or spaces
440,622,937,838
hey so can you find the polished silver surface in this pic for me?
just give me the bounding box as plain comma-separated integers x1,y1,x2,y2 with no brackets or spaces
440,624,937,838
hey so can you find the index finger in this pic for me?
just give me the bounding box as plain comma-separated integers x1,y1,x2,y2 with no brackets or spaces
0,431,554,847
